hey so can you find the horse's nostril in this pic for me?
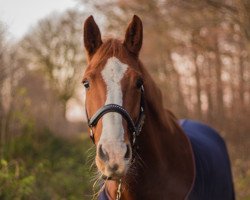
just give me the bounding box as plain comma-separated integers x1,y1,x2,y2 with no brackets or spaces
124,144,131,159
109,164,119,172
98,145,109,162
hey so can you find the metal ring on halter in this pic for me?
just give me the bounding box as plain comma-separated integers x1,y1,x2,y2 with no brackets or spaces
116,179,122,200
89,126,94,143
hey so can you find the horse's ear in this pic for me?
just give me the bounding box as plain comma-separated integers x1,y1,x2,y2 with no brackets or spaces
83,15,102,61
123,15,143,57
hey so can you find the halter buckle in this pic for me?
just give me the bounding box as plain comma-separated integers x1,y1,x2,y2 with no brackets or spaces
137,115,145,135
141,85,144,92
132,132,136,145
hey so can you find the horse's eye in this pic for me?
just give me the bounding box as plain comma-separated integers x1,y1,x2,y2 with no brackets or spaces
83,80,90,89
136,78,143,89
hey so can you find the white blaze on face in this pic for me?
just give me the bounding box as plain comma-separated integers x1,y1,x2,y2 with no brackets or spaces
100,57,128,164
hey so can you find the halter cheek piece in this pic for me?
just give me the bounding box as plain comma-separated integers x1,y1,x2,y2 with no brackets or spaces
86,86,145,146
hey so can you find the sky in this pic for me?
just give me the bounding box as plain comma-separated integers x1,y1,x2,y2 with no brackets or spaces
0,0,77,39
0,0,85,121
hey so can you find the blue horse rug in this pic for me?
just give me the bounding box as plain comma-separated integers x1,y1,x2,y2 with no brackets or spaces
99,119,235,200
180,120,234,200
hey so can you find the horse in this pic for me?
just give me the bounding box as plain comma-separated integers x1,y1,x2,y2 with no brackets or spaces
82,15,235,200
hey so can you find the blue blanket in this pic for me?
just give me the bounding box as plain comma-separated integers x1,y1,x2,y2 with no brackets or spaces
99,120,235,200
180,120,234,200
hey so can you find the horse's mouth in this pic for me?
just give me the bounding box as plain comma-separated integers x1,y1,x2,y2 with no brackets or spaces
101,174,123,181
101,174,112,180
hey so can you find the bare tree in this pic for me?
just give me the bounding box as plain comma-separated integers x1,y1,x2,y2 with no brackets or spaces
21,10,85,117
0,21,7,156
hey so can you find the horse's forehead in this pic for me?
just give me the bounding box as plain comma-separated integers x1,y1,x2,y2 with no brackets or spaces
101,57,129,86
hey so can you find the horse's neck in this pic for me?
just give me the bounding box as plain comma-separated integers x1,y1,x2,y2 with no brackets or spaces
105,66,195,200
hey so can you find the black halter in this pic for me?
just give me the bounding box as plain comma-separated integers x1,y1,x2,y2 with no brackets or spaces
86,86,145,146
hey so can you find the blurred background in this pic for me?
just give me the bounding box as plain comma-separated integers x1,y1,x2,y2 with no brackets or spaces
0,0,249,199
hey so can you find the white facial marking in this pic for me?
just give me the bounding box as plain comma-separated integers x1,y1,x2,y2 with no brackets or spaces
100,57,128,167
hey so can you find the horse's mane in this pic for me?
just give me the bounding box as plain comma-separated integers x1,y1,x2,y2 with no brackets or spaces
138,60,178,134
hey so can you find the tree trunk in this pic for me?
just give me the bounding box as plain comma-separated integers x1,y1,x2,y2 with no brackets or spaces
205,57,214,123
193,51,202,120
238,53,245,110
166,50,189,118
214,38,225,124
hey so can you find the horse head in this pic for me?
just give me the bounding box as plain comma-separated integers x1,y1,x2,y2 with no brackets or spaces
83,15,144,180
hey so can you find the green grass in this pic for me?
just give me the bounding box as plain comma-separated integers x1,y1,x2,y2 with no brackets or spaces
0,130,95,200
1,130,250,199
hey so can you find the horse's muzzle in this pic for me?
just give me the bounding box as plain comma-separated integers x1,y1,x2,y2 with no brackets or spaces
96,143,132,179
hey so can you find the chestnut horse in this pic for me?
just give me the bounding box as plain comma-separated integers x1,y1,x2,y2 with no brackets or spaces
82,15,235,200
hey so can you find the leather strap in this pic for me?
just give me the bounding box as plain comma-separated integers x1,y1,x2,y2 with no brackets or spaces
86,86,145,146
88,104,136,133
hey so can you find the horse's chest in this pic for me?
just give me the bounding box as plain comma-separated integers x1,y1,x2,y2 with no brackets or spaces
134,171,187,200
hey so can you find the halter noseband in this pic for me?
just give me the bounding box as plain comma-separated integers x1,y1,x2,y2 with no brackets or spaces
86,86,145,146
